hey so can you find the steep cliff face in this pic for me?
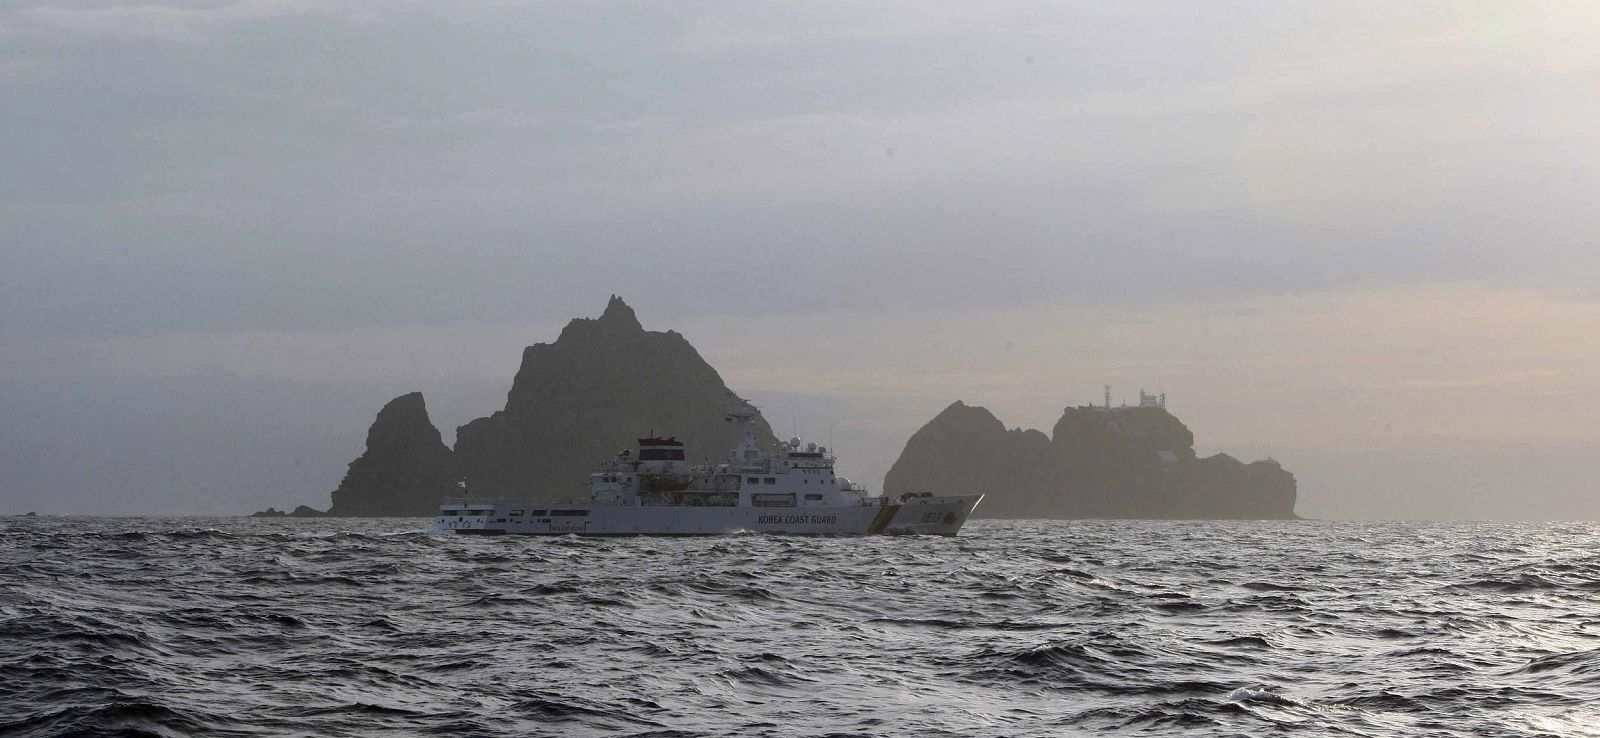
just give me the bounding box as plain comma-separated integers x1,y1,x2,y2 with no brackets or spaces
326,392,458,516
885,401,1296,519
452,296,776,500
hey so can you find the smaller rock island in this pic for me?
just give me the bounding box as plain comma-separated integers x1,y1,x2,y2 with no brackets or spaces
326,392,458,517
884,392,1296,519
249,505,327,518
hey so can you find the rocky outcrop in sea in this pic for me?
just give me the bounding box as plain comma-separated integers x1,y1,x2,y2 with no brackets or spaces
884,401,1297,519
326,392,458,516
248,505,328,518
262,296,775,517
451,296,776,501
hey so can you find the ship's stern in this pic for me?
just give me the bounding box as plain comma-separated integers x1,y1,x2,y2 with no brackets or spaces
428,500,508,534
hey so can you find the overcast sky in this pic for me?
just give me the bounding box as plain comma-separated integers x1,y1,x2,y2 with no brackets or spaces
3,2,1598,518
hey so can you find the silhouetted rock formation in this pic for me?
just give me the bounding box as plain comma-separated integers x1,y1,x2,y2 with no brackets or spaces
251,505,327,518
453,295,776,500
279,297,776,516
884,401,1296,519
326,392,459,516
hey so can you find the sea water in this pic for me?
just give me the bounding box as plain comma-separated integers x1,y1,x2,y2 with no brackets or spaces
2,517,1598,737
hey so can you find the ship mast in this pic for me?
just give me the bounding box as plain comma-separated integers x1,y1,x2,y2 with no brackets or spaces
727,403,762,464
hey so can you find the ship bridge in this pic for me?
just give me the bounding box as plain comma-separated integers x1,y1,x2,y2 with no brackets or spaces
636,437,685,461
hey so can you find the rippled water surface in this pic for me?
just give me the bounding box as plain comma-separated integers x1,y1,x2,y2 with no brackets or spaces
3,518,1600,737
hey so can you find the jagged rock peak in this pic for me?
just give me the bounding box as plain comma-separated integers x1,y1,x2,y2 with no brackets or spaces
558,295,645,341
365,392,443,448
599,294,642,330
316,297,775,513
454,296,776,500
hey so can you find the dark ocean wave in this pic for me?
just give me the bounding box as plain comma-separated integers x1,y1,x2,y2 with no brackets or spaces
3,517,1599,737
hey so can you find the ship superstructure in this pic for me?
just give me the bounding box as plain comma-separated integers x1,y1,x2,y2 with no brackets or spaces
431,406,982,536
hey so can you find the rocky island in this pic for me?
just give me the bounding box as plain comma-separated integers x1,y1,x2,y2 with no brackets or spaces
884,397,1297,519
265,296,776,517
249,505,327,518
259,298,1294,521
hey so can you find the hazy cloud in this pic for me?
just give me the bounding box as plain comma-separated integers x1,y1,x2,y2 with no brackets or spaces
11,0,351,43
3,2,1599,516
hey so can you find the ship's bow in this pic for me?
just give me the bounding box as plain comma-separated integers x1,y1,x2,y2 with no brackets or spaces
878,494,984,536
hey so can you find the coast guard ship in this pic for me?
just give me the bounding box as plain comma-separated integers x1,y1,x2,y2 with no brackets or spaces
430,406,982,536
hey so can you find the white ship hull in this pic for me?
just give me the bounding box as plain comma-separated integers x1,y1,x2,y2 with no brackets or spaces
432,404,981,537
430,494,983,537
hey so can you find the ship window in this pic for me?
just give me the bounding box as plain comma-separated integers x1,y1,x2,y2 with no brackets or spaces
752,493,796,507
510,509,524,517
805,493,823,501
443,510,460,516
747,477,759,484
551,509,590,517
764,477,776,484
528,510,547,516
